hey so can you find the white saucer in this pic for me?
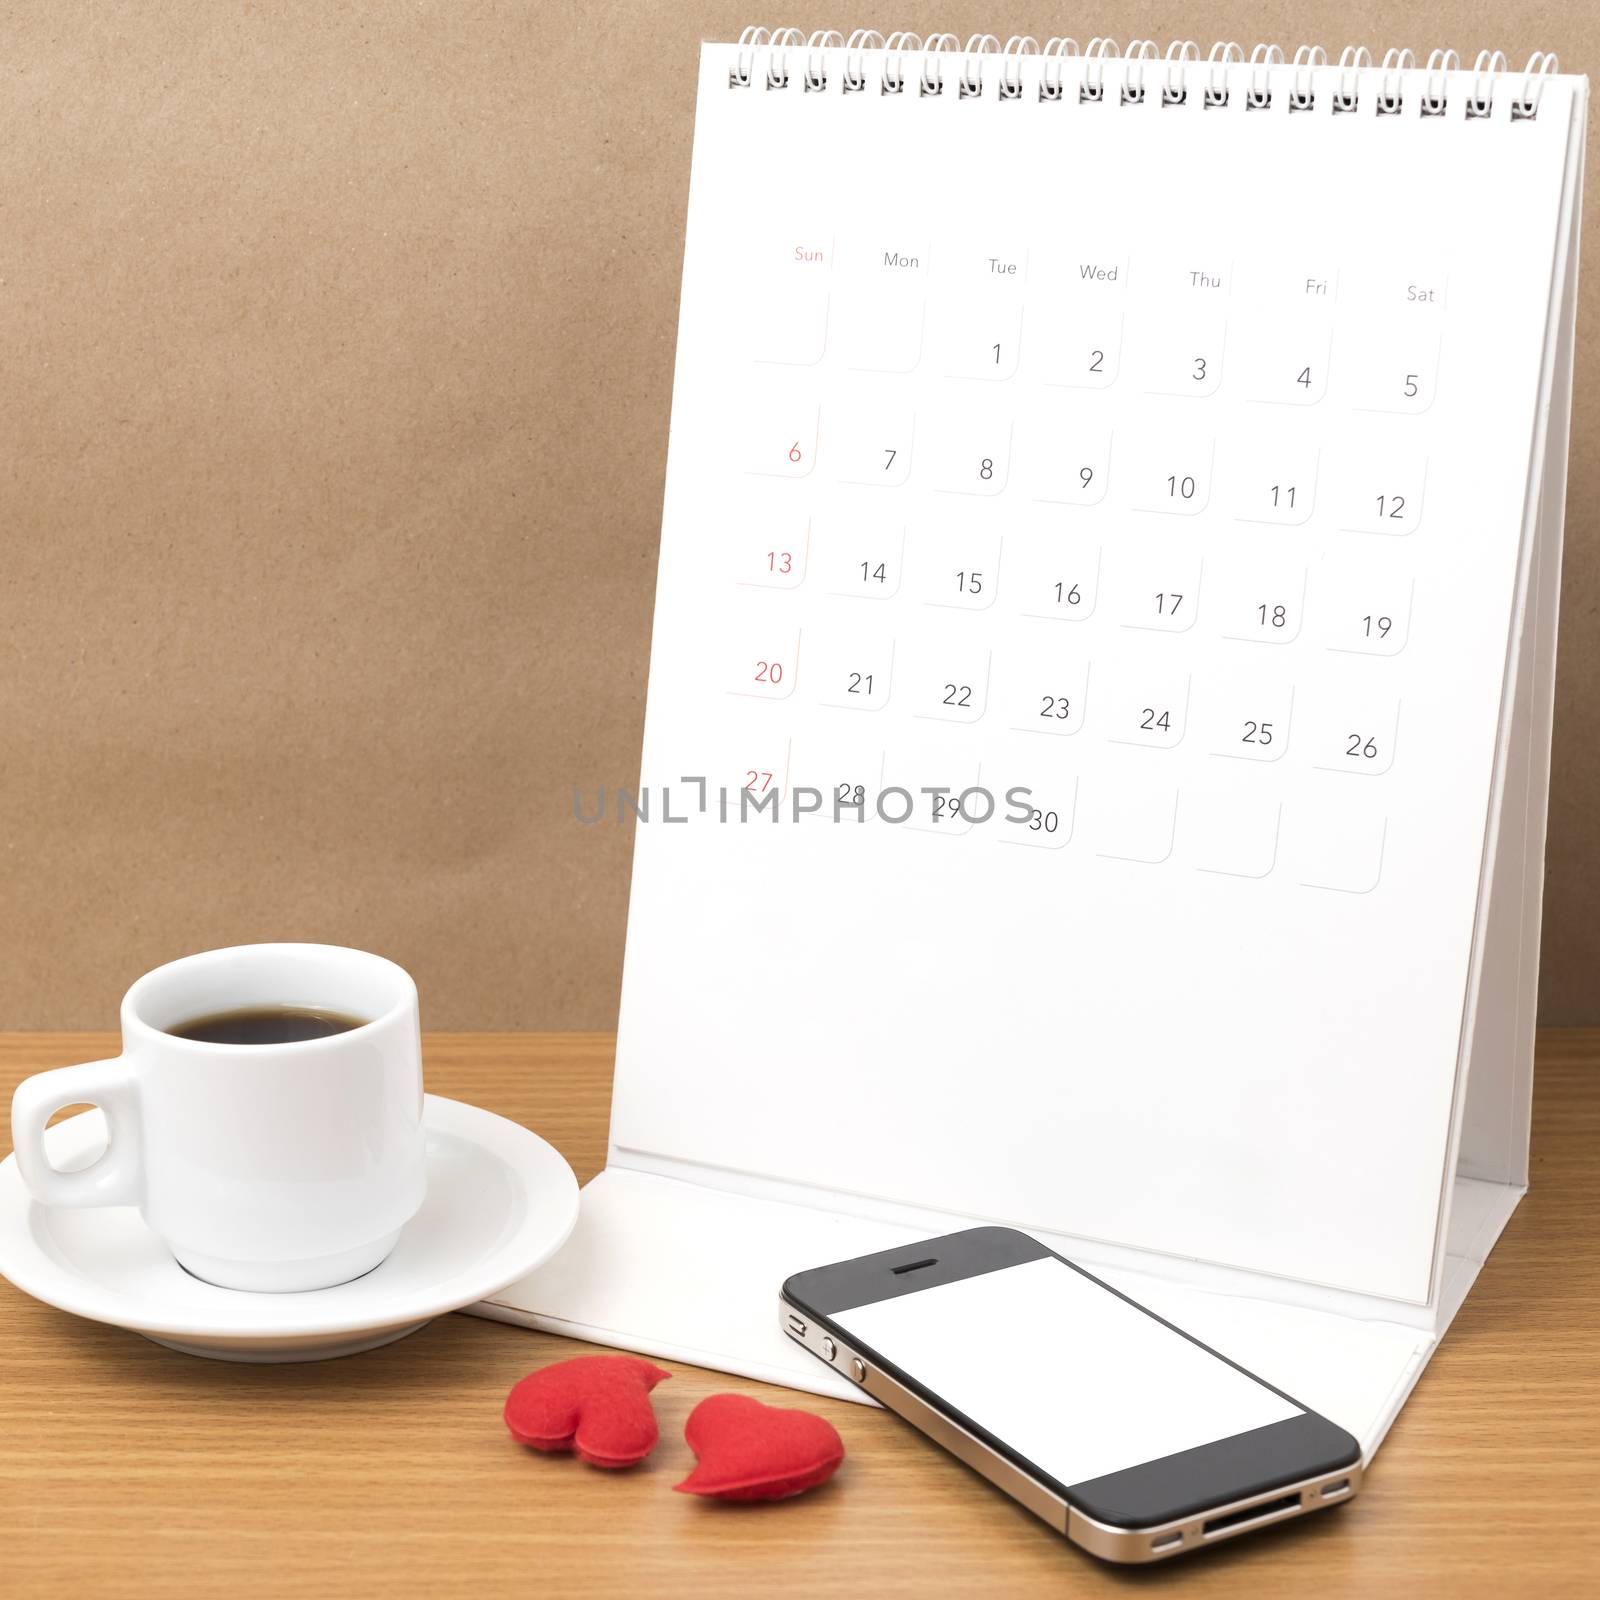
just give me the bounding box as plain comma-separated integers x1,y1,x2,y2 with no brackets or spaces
0,1094,579,1362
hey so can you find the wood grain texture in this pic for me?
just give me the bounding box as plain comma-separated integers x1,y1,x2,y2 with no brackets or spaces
0,1,1596,1029
0,1030,1596,1598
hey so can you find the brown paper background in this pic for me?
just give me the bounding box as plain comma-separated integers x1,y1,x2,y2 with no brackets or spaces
1,3,1594,1028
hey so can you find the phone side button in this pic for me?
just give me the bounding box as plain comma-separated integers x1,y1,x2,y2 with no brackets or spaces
822,1337,837,1362
851,1358,868,1383
786,1313,807,1337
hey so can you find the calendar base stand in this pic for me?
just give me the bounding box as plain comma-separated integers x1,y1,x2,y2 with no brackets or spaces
474,1163,1526,1460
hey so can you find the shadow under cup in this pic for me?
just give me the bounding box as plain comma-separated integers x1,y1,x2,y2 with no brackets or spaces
118,944,427,1293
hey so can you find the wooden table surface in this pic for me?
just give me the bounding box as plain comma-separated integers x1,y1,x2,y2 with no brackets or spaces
1,1031,1597,1598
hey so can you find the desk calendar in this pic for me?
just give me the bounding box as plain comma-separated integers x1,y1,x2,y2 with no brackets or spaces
482,32,1588,1459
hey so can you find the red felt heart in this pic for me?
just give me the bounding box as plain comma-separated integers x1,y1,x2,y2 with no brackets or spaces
674,1393,845,1501
503,1355,672,1469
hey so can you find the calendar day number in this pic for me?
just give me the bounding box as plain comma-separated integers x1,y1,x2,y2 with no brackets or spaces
1203,677,1293,762
908,644,991,722
733,518,809,590
1106,673,1189,747
1310,696,1399,774
1115,545,1202,633
743,403,818,477
726,628,798,699
1129,434,1213,515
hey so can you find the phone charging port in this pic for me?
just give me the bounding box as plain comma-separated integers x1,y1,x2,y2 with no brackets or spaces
1202,1492,1301,1537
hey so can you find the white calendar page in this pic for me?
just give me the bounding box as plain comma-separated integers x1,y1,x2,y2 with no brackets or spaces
608,46,1580,1308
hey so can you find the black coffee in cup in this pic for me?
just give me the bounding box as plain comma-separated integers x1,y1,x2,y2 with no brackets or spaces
167,1007,367,1046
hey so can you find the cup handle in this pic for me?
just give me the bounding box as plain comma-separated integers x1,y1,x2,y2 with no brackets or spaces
9,1059,145,1209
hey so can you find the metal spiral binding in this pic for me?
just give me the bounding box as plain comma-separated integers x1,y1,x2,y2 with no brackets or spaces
1468,49,1508,117
880,31,918,95
730,28,1561,120
804,30,843,91
1081,37,1116,102
1121,40,1156,106
1378,48,1416,114
1039,38,1080,102
1163,42,1198,107
1332,46,1370,114
999,36,1038,101
841,29,884,92
1516,53,1560,119
1205,42,1243,108
920,33,957,96
1422,49,1459,117
1247,45,1284,110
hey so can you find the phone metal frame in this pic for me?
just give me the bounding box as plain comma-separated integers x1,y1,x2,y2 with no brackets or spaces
778,1231,1364,1564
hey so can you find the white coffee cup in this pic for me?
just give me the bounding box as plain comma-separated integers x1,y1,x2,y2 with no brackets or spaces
8,944,426,1292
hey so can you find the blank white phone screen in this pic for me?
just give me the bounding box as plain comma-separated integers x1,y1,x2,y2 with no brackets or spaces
833,1257,1301,1489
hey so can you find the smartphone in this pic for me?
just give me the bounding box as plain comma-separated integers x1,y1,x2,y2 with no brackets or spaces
781,1226,1362,1563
